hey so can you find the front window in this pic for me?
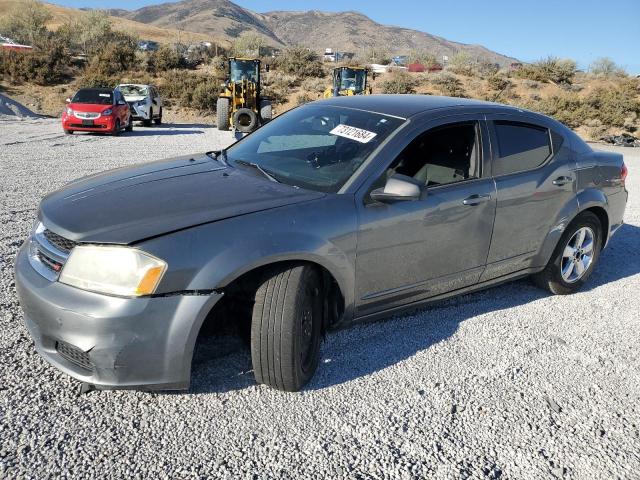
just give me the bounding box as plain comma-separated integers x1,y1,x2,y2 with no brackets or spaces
230,59,259,83
71,89,113,105
338,68,367,92
225,105,405,193
119,85,149,97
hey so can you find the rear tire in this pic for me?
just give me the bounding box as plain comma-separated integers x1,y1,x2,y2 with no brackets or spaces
233,108,258,133
532,211,602,295
216,98,229,131
251,265,322,392
154,108,162,125
125,115,133,132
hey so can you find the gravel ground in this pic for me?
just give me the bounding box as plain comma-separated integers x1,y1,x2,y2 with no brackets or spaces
1,117,639,479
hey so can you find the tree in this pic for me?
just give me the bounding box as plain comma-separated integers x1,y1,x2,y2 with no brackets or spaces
0,0,51,46
232,32,265,57
590,57,626,77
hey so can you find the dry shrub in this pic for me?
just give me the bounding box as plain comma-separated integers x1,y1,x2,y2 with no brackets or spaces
275,46,324,78
380,71,417,94
430,72,466,97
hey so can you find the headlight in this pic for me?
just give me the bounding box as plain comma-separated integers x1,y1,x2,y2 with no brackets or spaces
59,246,167,297
66,107,73,115
102,108,113,116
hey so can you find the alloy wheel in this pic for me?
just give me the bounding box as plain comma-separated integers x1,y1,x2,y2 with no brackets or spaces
560,226,595,283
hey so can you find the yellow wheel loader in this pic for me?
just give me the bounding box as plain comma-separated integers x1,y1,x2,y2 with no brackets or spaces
217,57,272,133
323,66,373,98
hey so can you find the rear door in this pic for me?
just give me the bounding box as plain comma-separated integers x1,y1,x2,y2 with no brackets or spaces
482,114,577,280
354,114,496,317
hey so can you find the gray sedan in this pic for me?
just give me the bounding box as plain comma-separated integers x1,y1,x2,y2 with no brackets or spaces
14,95,628,392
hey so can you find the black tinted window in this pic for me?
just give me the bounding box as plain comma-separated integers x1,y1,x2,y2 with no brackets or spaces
493,121,551,176
71,89,113,105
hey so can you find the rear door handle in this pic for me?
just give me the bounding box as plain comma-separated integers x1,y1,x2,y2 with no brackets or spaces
462,194,491,206
553,176,573,186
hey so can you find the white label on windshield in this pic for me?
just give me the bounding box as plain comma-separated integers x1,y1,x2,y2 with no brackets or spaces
99,93,111,97
330,124,377,143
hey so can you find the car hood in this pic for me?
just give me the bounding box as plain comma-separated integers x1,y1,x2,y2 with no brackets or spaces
39,153,325,244
123,95,147,102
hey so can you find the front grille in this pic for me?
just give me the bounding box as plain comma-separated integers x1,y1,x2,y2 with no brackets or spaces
36,250,63,272
74,111,100,120
69,123,107,129
56,341,93,371
43,229,77,254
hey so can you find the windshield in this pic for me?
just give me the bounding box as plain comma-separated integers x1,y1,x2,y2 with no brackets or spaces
119,85,149,97
338,68,367,92
230,59,258,83
225,105,405,193
71,89,113,105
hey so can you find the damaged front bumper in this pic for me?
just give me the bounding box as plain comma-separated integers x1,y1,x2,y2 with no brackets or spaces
14,243,223,390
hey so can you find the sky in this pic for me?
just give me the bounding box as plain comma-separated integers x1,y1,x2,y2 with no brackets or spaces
50,0,640,73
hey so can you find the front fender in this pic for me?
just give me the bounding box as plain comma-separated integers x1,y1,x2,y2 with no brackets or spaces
139,195,358,316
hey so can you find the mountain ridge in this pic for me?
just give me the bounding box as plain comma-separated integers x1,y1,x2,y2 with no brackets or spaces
110,0,518,65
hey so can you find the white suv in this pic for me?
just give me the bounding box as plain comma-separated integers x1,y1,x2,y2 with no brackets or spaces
118,84,163,126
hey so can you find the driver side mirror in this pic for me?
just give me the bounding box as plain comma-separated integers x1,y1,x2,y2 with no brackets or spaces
370,174,422,202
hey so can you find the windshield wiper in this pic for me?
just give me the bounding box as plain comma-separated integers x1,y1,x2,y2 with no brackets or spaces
207,149,228,166
234,159,280,183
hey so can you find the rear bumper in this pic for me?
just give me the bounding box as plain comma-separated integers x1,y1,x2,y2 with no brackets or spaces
14,242,223,390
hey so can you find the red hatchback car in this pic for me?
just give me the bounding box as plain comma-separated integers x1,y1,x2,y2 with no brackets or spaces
62,88,132,135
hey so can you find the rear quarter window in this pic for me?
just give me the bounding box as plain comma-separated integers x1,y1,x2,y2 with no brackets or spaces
493,121,552,176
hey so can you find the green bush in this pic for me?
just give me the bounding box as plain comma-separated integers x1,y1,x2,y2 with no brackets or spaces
514,56,577,85
585,86,640,128
296,93,313,105
191,82,218,111
275,46,324,78
0,43,69,86
526,94,588,128
147,45,184,72
380,71,417,94
157,70,219,110
487,74,511,92
85,40,137,77
430,72,466,97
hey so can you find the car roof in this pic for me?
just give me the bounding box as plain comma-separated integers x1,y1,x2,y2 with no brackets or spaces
316,94,514,119
77,87,114,93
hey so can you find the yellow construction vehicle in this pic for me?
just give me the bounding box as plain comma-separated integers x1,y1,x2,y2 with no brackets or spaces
323,66,373,98
217,57,272,133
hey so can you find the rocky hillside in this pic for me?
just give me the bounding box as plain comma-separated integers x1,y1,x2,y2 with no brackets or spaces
264,10,517,65
111,0,517,65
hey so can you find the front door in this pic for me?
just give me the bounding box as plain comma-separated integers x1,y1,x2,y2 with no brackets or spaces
354,116,496,317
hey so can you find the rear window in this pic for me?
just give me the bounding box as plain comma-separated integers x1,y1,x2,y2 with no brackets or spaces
493,121,552,176
71,89,113,105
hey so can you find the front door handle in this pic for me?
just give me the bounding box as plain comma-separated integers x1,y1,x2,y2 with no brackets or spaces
462,194,491,206
553,176,573,186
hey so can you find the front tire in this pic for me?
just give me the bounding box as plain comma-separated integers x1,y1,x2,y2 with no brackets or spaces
64,129,73,135
111,119,121,136
143,108,153,127
532,211,602,295
251,265,322,392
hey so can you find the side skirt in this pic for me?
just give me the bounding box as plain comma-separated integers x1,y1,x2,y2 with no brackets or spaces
339,267,541,328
